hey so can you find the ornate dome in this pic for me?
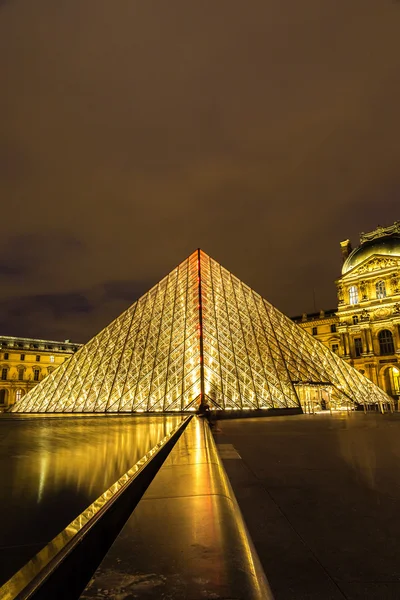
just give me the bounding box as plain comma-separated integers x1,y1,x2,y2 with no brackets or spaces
342,233,400,275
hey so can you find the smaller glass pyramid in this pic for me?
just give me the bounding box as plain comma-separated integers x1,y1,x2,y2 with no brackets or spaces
12,250,390,413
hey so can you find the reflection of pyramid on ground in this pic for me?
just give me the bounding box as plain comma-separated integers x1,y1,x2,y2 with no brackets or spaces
13,250,389,413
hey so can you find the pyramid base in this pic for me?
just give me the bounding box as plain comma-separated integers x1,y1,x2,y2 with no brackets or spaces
212,407,303,420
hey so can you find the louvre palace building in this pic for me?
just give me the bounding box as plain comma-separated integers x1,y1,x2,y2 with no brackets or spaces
293,221,400,400
0,337,82,411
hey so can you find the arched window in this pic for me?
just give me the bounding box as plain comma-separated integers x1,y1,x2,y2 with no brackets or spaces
352,315,359,325
378,330,395,355
349,286,359,305
15,389,23,402
376,280,386,299
0,389,6,404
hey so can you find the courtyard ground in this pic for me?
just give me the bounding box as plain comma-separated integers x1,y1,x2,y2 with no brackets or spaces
214,411,400,600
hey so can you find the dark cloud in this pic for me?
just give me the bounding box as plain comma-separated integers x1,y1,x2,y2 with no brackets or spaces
0,292,94,339
0,278,151,341
0,263,27,278
30,293,93,318
102,280,153,304
0,0,399,341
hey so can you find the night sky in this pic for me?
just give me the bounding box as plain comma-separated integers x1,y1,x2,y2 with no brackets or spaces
1,1,400,343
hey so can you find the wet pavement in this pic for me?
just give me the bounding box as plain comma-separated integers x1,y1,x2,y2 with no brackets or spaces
81,417,272,600
0,414,181,586
214,412,400,600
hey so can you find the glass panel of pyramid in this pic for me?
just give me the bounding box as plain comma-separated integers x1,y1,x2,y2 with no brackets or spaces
12,249,390,413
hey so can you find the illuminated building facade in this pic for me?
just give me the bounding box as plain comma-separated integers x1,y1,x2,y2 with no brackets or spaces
12,250,389,414
0,337,81,411
293,222,400,399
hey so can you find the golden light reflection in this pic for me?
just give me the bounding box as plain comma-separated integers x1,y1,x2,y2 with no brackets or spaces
0,416,189,600
189,419,272,598
11,416,182,516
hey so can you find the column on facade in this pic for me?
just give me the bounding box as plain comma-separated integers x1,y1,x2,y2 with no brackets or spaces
339,330,351,358
366,328,374,355
344,331,351,358
361,329,368,354
362,327,373,354
340,332,347,357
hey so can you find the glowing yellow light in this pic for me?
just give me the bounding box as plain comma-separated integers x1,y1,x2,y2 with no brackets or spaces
11,249,390,414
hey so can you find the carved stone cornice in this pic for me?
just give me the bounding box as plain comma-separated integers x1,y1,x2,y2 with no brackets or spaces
354,257,399,275
360,221,400,244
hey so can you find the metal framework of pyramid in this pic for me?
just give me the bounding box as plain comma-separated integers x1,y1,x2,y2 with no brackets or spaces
12,249,390,413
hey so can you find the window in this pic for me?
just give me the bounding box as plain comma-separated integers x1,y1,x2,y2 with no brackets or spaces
376,280,386,299
330,324,337,333
50,355,55,363
354,338,363,357
331,344,339,354
20,354,25,361
352,315,359,325
1,368,8,381
378,330,395,355
312,326,318,336
4,353,9,360
18,368,24,381
33,368,40,382
349,286,359,305
15,389,22,402
0,389,6,405
36,355,41,362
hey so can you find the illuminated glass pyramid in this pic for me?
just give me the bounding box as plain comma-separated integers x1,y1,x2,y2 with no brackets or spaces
13,250,389,413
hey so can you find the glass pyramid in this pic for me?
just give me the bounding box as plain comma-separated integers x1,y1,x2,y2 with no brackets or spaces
12,250,389,413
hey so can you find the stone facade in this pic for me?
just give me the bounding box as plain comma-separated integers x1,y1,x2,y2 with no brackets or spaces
292,222,400,399
0,336,82,410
